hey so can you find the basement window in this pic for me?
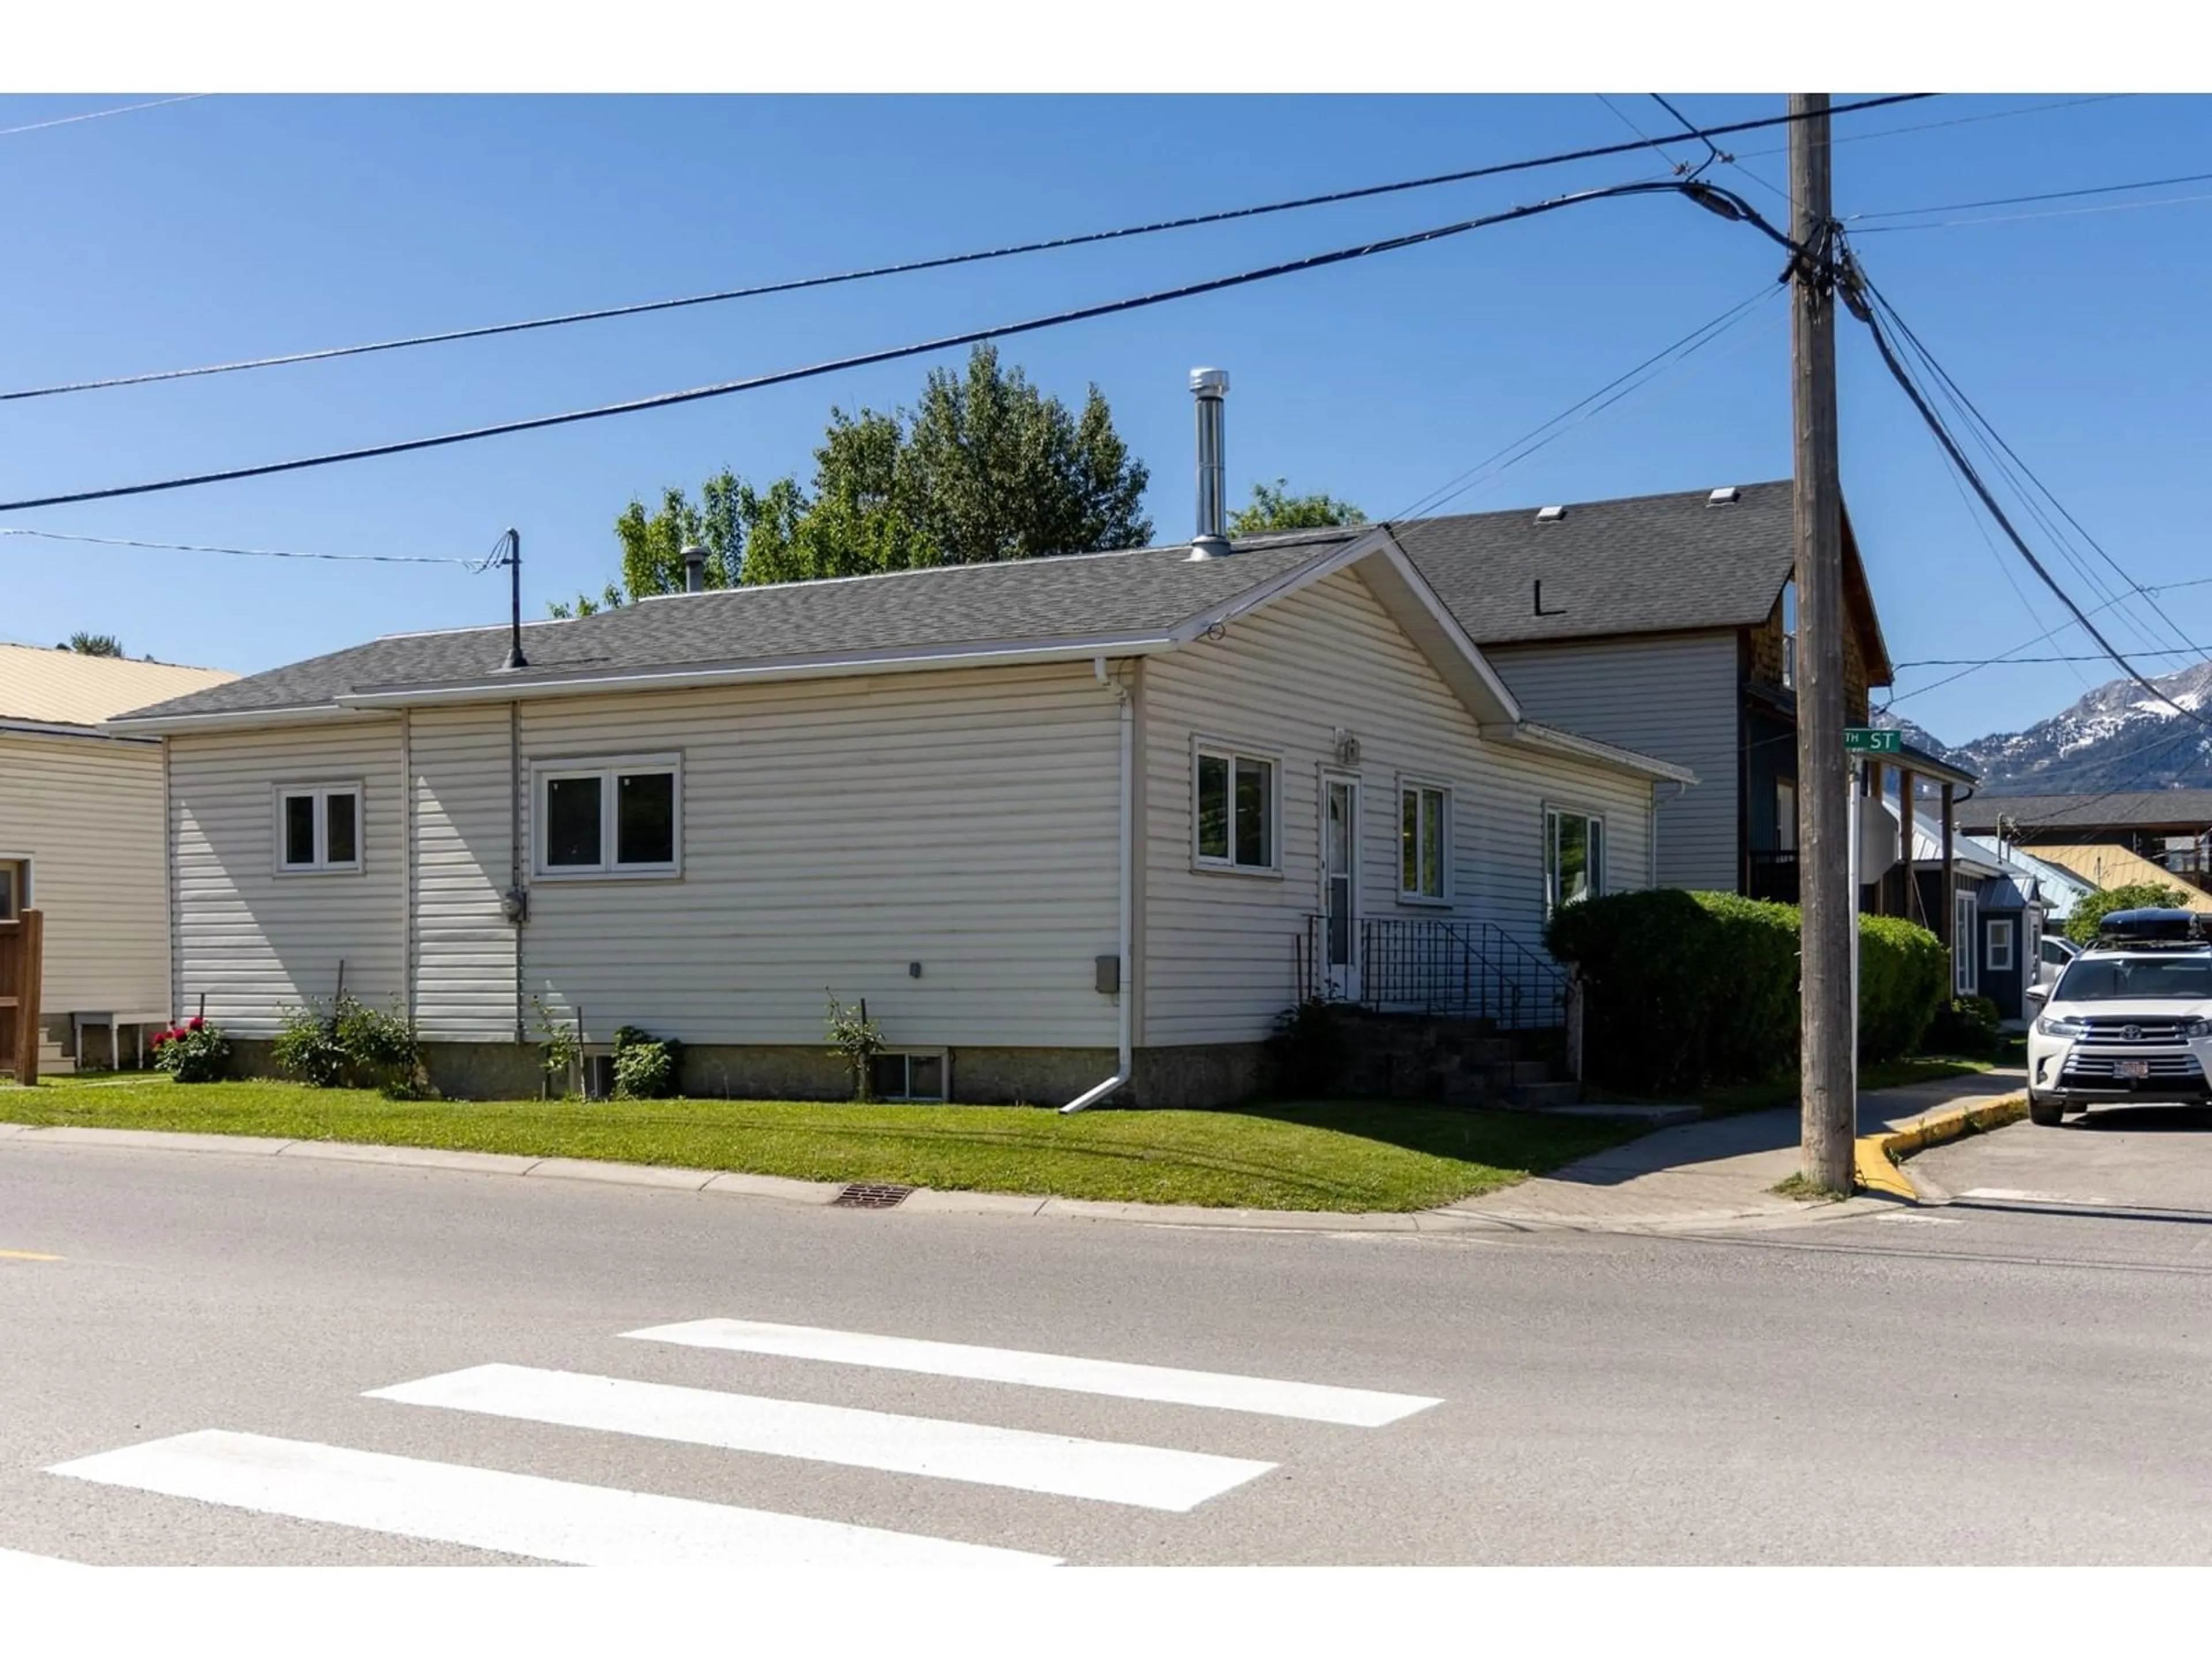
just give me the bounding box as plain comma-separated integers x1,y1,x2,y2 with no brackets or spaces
869,1050,947,1103
274,785,363,874
534,755,681,878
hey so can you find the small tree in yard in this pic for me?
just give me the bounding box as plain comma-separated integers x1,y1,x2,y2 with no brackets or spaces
825,994,885,1103
2064,881,2195,946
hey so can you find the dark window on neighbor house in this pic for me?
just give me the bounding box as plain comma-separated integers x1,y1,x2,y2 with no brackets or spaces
276,786,363,873
536,757,681,877
1195,747,1277,872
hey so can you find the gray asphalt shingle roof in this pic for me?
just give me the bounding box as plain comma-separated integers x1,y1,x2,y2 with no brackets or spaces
1391,480,1797,646
1961,790,2212,833
113,533,1359,723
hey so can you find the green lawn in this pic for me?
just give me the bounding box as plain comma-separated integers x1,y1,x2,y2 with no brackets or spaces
0,1078,1652,1213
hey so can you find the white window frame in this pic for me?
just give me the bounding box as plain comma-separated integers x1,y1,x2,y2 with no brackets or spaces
531,752,683,880
1954,892,1979,995
1191,740,1282,877
869,1048,950,1104
0,851,31,919
1987,916,2016,974
1397,777,1452,906
272,783,364,876
1544,804,1607,918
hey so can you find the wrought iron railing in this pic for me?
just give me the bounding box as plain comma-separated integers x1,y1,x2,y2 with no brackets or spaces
1298,914,1566,1029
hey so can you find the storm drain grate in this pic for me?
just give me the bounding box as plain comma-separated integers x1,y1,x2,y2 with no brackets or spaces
832,1182,915,1210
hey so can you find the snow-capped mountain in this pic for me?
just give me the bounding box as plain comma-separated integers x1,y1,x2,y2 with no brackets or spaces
1878,660,2212,793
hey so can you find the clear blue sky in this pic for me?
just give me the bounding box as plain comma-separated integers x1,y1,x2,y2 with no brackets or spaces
1,92,2205,748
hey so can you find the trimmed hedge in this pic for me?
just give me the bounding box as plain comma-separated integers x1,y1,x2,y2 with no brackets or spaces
1546,889,1948,1094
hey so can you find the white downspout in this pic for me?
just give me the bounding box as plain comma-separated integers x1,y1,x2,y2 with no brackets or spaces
1063,656,1133,1113
1649,778,1687,889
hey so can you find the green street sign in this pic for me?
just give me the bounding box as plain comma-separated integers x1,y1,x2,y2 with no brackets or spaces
1844,728,1902,754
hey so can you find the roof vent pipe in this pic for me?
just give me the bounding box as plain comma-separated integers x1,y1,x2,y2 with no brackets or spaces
681,543,707,593
1187,368,1231,560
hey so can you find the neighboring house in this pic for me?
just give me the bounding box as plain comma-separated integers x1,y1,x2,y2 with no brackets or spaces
109,525,1692,1107
0,642,238,1070
1963,790,2212,896
1391,480,1897,906
2000,839,2212,916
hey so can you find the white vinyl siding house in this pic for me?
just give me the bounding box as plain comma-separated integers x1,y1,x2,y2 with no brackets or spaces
123,524,1690,1106
1483,632,1740,893
1139,567,1658,1050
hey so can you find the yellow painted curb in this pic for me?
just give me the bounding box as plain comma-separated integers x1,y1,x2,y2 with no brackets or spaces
1853,1096,2028,1201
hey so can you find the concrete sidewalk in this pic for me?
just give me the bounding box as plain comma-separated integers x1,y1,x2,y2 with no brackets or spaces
1434,1067,2028,1234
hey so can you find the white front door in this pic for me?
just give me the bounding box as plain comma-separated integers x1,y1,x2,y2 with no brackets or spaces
1323,776,1359,1001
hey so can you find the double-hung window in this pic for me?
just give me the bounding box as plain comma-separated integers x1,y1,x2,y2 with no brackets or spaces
1544,807,1604,916
275,785,362,874
1399,782,1449,903
1953,892,1979,995
1194,746,1277,872
535,755,681,877
1987,917,2016,974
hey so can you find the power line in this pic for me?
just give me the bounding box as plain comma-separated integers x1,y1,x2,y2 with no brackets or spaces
1732,94,2124,163
1387,282,1783,522
1650,92,1794,207
0,93,1928,408
0,177,1786,517
0,526,479,567
1851,168,2212,222
1895,649,2212,668
0,94,205,139
1851,190,2212,234
1840,252,2212,733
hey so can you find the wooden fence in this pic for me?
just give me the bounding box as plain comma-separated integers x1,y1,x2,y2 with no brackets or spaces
0,910,44,1084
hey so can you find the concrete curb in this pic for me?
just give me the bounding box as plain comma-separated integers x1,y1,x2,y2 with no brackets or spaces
1853,1095,2028,1202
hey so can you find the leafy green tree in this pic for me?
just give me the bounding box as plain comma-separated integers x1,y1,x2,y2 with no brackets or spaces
61,631,125,656
2063,881,2196,945
574,347,1152,608
1226,479,1367,536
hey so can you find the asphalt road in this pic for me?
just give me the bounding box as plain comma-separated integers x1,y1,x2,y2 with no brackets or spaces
3,1132,2209,1566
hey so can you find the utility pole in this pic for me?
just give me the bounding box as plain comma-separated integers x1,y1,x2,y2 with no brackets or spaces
1791,94,1855,1192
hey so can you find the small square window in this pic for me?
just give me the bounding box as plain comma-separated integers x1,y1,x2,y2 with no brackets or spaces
276,786,362,874
1194,747,1277,873
534,757,681,878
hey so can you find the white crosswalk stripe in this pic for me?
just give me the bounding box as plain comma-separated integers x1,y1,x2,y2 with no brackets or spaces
29,1316,1442,1563
48,1430,1057,1567
366,1363,1274,1512
624,1317,1442,1426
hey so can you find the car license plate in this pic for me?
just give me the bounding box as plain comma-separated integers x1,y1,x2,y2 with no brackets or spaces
2119,1059,2151,1080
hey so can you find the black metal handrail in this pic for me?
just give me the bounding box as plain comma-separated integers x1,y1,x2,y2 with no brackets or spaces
1298,914,1566,1029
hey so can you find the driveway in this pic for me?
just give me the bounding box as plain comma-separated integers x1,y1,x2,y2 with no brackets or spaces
1912,1099,2212,1217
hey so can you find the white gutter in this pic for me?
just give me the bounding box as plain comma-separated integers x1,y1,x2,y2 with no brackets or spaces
1063,656,1134,1114
1484,718,1699,785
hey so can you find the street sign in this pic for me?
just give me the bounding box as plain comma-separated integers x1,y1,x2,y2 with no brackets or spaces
1844,727,1901,755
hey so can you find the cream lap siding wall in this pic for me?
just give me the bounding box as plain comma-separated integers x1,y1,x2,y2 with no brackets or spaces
410,704,520,1042
508,664,1121,1052
169,719,406,1036
0,730,169,1016
1482,632,1740,893
1138,567,1659,1049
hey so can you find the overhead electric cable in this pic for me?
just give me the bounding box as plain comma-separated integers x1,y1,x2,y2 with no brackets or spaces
0,93,1928,407
0,94,204,139
1850,191,2212,233
1852,168,2212,222
0,177,1789,515
0,525,479,567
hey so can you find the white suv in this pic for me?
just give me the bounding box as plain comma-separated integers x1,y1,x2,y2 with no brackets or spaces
2025,910,2212,1127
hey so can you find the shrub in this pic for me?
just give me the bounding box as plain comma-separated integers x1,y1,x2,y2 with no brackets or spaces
273,994,423,1093
149,1016,229,1084
1926,994,2002,1056
1263,997,1350,1096
2064,881,2194,946
532,996,582,1097
825,994,885,1103
1547,891,1951,1092
1546,889,1799,1093
612,1024,681,1100
1858,915,1948,1064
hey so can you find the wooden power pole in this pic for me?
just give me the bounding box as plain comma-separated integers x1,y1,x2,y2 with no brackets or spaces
1791,94,1855,1191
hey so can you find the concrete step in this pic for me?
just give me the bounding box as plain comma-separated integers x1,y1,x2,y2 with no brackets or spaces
1498,1080,1584,1111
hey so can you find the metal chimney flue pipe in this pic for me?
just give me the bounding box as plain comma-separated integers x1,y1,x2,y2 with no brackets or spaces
1188,367,1230,560
681,543,707,593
